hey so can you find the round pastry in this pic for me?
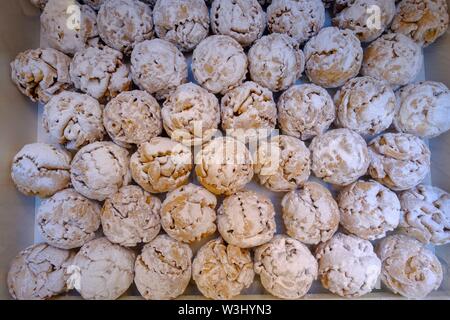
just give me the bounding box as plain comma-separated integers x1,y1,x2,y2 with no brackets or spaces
131,39,188,101
153,0,210,52
130,137,192,193
217,190,276,248
10,48,71,104
254,235,318,299
67,237,135,300
281,182,340,244
30,0,48,9
7,243,74,300
310,128,370,186
315,233,381,297
11,143,71,198
278,84,335,140
41,0,98,55
162,83,220,146
361,33,423,89
376,234,443,299
37,188,101,249
161,183,217,243
97,0,154,55
220,81,277,142
332,0,396,42
103,90,162,148
248,33,304,92
195,137,254,195
70,141,131,201
338,180,401,240
101,185,161,247
304,27,363,88
192,35,248,95
394,81,450,139
267,0,325,45
367,133,431,191
391,0,449,47
70,45,131,103
254,135,310,192
135,235,192,300
192,238,254,300
211,0,266,47
399,184,450,245
334,76,397,136
43,91,105,151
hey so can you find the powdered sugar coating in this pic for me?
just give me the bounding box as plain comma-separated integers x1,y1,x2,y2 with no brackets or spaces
304,27,363,88
192,35,248,95
368,133,431,191
11,143,72,198
399,184,450,245
192,237,254,300
101,185,161,247
315,233,381,297
254,235,318,299
278,84,335,140
377,234,443,299
281,182,339,244
82,0,105,10
248,33,304,92
394,81,450,138
310,128,370,186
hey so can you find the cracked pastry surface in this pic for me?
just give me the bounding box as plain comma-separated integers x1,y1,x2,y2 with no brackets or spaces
82,0,105,10
211,0,266,47
254,235,318,299
304,27,363,88
391,0,449,47
394,81,450,139
267,0,325,45
153,0,210,52
332,0,396,42
97,0,154,55
398,184,450,245
11,143,71,198
70,141,131,201
135,235,192,300
162,83,220,146
43,91,105,151
221,81,277,142
310,128,370,186
130,137,192,193
7,243,74,300
248,33,304,92
101,185,161,247
103,90,162,148
70,45,131,103
67,237,135,300
367,133,431,191
338,180,401,240
217,190,276,248
195,137,254,195
192,35,248,95
315,233,381,297
192,237,254,300
131,39,188,101
377,234,443,299
334,76,397,136
161,183,217,243
41,0,98,55
37,188,101,249
278,84,335,140
10,48,71,104
281,182,339,245
361,33,423,89
254,135,310,192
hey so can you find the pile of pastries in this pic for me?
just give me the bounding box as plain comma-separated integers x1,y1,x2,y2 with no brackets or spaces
7,0,450,300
